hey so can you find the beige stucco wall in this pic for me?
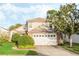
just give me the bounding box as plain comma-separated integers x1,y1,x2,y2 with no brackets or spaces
28,22,49,31
27,19,56,45
65,34,79,43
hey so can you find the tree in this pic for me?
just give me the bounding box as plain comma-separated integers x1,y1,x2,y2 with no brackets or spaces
47,10,58,29
9,24,22,30
74,22,79,34
47,3,79,47
15,24,22,28
67,9,79,47
60,3,79,47
9,25,15,30
53,11,68,45
47,10,67,45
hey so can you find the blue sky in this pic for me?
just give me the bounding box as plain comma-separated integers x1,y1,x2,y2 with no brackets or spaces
0,3,61,28
0,3,78,29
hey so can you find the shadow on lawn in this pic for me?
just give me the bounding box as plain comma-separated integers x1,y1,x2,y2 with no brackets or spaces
26,53,47,56
25,50,47,56
36,51,48,56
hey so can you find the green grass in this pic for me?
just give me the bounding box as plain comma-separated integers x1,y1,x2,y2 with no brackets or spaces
0,42,38,55
61,42,79,54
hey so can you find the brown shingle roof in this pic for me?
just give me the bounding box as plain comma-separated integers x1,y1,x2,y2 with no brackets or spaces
27,17,46,23
28,28,52,34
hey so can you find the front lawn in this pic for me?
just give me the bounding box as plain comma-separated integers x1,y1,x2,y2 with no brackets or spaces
0,42,38,55
61,42,79,54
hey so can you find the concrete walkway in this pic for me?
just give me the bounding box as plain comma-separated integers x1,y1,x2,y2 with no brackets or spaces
35,46,78,56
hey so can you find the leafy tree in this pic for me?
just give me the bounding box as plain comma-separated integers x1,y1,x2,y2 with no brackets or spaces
47,3,79,47
9,24,22,30
74,23,79,34
15,24,22,28
47,10,67,45
60,3,79,47
47,10,58,29
9,25,15,30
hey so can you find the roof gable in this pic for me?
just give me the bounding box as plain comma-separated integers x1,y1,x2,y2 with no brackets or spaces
27,17,47,23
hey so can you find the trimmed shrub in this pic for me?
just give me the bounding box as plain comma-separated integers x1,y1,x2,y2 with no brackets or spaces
11,33,34,48
11,33,20,47
12,33,20,42
18,35,28,47
18,35,34,48
9,24,22,30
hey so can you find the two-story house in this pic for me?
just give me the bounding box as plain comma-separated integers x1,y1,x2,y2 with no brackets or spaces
25,17,57,45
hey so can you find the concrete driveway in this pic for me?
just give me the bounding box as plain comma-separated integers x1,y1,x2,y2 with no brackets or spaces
35,46,78,56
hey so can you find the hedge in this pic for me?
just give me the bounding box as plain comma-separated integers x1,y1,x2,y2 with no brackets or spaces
18,35,34,46
11,33,34,48
12,33,20,42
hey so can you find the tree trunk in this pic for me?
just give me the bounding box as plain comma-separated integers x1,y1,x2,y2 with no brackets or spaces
69,38,72,47
62,33,66,44
68,35,72,47
57,32,63,45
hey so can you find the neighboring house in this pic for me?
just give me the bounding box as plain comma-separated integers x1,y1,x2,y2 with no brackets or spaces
10,25,26,35
65,34,79,43
9,25,26,41
26,17,57,45
0,26,10,41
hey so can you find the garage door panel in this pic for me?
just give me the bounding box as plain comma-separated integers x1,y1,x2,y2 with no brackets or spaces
33,37,57,45
32,33,57,45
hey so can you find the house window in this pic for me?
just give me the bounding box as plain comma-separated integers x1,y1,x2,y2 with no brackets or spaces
39,35,41,37
34,34,55,37
34,35,36,37
51,35,53,37
37,35,38,37
42,35,44,37
45,35,47,37
49,35,55,37
53,35,55,37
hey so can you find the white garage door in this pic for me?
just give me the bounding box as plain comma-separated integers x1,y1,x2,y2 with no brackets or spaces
32,33,57,45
